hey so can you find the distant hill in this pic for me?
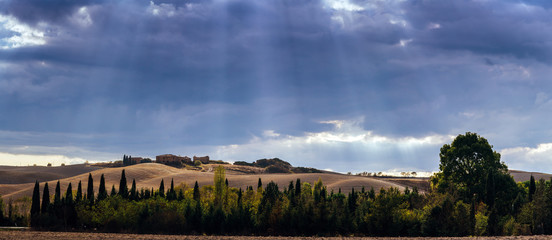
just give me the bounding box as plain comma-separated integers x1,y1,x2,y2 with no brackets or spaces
0,164,101,184
0,163,409,201
509,170,552,182
3,161,549,201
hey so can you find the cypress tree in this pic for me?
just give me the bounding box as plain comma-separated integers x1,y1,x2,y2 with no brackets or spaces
178,189,184,201
111,185,117,197
193,181,200,202
295,178,301,197
98,174,107,201
54,181,61,205
257,178,263,190
41,182,50,214
238,188,243,207
87,173,94,204
65,183,73,204
529,175,536,202
130,179,137,201
288,181,295,193
368,187,375,199
159,179,165,198
75,180,82,203
169,178,175,200
119,169,128,198
30,181,41,218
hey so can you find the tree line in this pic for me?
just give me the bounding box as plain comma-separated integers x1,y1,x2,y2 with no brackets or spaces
15,132,552,236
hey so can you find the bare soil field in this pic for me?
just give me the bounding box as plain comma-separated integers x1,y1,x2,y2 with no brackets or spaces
0,163,410,200
0,164,101,184
0,231,551,240
509,170,552,182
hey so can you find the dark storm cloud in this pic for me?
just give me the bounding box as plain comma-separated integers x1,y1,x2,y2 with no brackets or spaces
404,0,552,61
0,0,103,25
2,0,552,171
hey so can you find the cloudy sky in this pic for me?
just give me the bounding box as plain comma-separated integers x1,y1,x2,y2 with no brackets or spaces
1,0,552,173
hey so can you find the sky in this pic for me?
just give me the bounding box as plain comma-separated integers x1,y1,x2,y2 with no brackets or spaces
1,0,552,173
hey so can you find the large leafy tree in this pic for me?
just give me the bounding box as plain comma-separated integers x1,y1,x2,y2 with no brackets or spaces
438,132,508,203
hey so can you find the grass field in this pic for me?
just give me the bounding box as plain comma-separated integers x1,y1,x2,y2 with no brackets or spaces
0,163,411,201
0,162,548,202
0,231,551,240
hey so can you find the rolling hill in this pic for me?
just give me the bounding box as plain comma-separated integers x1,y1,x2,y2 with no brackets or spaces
1,162,548,201
0,163,408,201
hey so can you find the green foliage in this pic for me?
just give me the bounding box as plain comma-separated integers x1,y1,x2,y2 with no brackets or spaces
529,175,536,202
87,173,94,204
98,174,107,201
439,132,507,203
159,179,165,198
76,180,82,203
30,181,40,226
54,181,61,206
119,170,128,198
475,210,488,236
41,182,49,214
214,166,226,206
26,140,552,236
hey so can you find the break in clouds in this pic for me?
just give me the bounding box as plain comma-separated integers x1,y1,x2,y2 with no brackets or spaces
1,0,552,172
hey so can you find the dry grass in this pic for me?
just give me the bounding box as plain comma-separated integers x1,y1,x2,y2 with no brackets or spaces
0,163,416,201
509,170,552,182
0,231,551,240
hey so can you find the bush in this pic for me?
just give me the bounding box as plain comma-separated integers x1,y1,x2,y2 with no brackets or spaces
233,161,254,166
265,165,290,173
475,212,488,236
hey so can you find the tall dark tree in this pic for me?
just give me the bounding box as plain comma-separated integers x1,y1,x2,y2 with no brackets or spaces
98,174,107,201
130,179,137,201
193,181,200,202
64,183,78,229
295,178,301,197
75,180,82,203
168,178,175,200
119,169,128,198
41,182,50,214
159,179,165,198
31,181,40,218
110,185,117,197
87,173,94,204
65,182,73,204
54,181,61,205
257,178,263,190
529,175,536,202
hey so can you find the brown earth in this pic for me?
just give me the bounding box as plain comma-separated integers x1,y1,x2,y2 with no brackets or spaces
0,163,411,201
509,170,552,182
0,231,551,240
383,177,431,191
0,164,101,184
